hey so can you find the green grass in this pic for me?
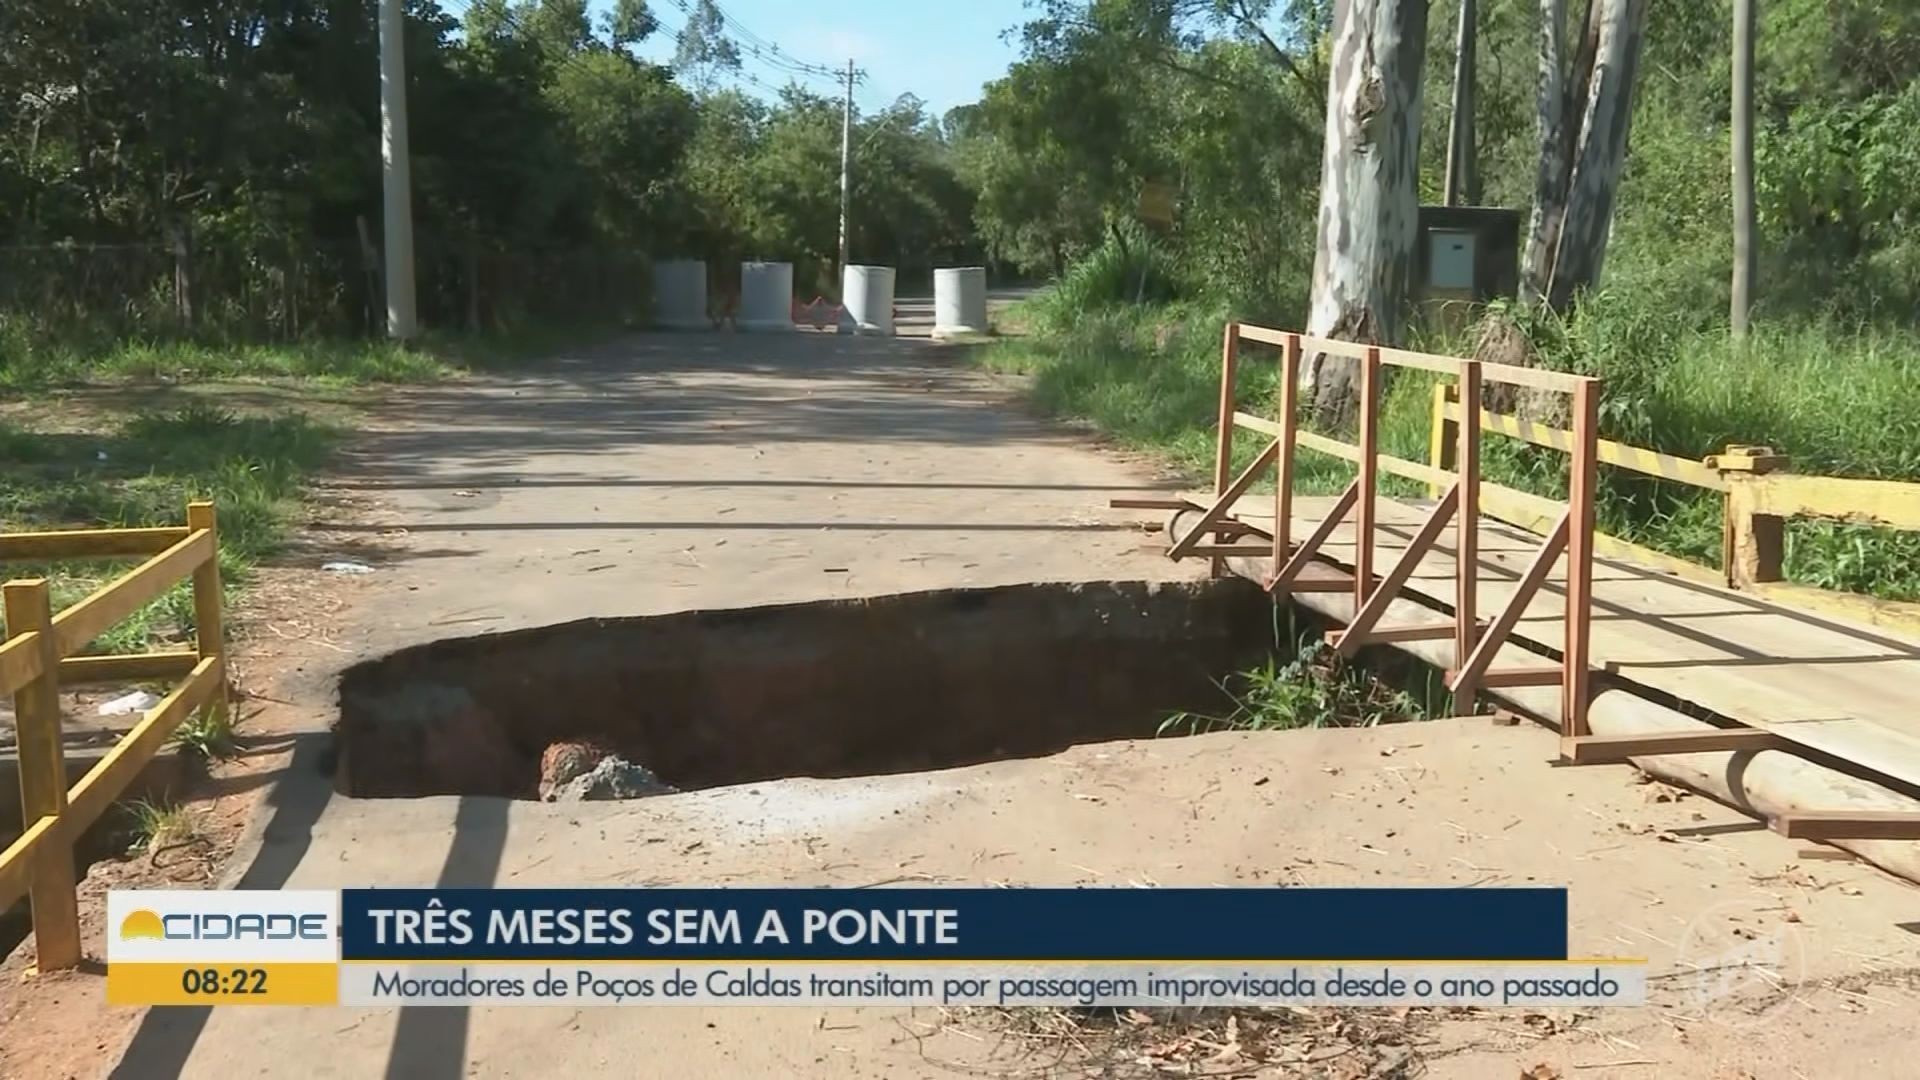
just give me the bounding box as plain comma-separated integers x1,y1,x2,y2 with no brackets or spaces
121,798,200,853
1161,642,1448,735
0,318,628,392
171,706,238,761
0,317,632,654
983,292,1920,602
0,402,341,652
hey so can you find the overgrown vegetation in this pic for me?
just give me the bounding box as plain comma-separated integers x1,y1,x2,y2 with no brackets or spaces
0,403,340,651
1162,640,1447,736
1,0,978,371
171,707,238,762
974,0,1920,603
122,798,200,854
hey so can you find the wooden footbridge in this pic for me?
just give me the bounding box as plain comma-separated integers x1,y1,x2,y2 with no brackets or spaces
1119,323,1920,878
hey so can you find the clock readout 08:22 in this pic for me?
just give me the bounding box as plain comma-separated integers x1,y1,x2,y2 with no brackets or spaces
180,966,270,995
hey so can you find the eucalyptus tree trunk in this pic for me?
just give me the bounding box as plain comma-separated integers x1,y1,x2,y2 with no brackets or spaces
1521,0,1650,310
1304,0,1430,423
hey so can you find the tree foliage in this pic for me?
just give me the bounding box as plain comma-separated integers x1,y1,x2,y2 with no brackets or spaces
0,0,976,339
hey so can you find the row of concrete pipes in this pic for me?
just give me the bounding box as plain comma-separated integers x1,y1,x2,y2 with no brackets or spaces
650,260,990,339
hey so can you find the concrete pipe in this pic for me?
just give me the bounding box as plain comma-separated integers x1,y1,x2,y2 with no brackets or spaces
933,266,989,339
737,261,795,332
839,265,897,335
651,259,708,330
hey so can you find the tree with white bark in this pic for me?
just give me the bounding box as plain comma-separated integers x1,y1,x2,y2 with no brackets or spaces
1519,0,1650,310
1304,0,1430,421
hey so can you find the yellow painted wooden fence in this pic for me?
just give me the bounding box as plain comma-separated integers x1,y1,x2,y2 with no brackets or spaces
0,501,227,971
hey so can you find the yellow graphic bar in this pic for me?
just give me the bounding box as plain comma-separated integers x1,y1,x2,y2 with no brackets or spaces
108,962,338,1006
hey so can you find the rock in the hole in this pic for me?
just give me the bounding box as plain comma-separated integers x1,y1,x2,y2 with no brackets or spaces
538,740,612,800
552,756,676,802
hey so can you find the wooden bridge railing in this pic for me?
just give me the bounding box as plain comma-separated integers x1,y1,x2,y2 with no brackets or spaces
1125,322,1920,752
0,501,227,971
1150,324,1606,748
1431,389,1920,639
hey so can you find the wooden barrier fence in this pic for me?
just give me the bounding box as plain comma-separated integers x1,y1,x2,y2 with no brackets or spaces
1112,322,1920,844
1117,322,1920,776
1127,324,1607,746
0,501,227,971
1430,387,1920,638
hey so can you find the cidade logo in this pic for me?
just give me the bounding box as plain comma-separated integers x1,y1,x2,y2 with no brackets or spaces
118,907,328,942
108,890,340,963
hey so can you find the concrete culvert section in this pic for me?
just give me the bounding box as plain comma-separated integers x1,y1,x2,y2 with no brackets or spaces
649,259,708,329
332,580,1278,800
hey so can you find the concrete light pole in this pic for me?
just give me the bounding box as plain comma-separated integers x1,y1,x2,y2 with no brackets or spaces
379,0,419,340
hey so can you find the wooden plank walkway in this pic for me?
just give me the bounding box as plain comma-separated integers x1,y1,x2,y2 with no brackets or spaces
1213,493,1920,791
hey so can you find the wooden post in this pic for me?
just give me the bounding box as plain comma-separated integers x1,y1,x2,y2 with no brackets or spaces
3,579,82,970
1355,348,1381,604
1428,383,1457,499
1273,334,1302,578
1563,380,1600,738
1714,445,1788,588
186,502,227,723
1212,323,1242,579
1723,481,1785,588
1454,363,1483,716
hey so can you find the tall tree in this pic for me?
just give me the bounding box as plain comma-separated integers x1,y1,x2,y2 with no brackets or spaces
1520,0,1650,310
1304,0,1429,419
673,0,740,94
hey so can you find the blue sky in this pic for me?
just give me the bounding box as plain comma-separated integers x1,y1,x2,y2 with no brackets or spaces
610,0,1032,116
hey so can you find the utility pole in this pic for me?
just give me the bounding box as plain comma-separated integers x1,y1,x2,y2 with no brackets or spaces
837,58,857,280
1731,0,1757,338
379,0,419,340
1443,0,1478,206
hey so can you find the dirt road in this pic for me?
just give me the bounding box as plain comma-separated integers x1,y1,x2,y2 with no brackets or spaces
35,327,1920,1077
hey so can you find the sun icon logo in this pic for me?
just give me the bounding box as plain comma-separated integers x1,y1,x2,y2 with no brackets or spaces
119,909,166,940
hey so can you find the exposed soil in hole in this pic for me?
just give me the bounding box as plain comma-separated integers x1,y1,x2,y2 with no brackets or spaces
334,580,1280,799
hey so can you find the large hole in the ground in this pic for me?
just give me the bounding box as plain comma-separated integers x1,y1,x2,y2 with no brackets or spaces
334,580,1284,799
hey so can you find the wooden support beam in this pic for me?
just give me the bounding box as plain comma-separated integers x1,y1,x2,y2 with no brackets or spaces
1335,485,1460,657
1445,402,1728,491
1213,323,1242,579
3,580,81,971
1564,381,1600,738
52,529,213,657
1448,513,1570,694
1355,347,1381,605
1268,480,1359,593
1328,623,1454,646
1109,497,1199,511
0,527,192,563
1186,545,1276,557
1723,477,1785,588
1560,728,1787,764
1774,812,1920,841
1475,667,1565,688
1287,575,1357,594
0,629,46,699
0,815,57,915
58,651,200,685
1273,333,1301,580
62,658,222,843
1168,440,1280,561
1454,362,1482,715
1772,811,1920,841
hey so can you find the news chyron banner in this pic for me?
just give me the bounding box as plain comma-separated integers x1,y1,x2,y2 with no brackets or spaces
107,887,1646,1009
